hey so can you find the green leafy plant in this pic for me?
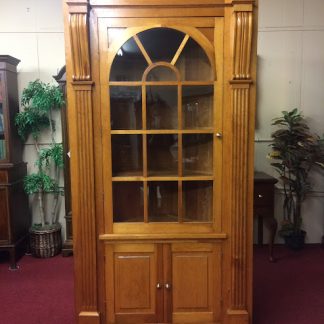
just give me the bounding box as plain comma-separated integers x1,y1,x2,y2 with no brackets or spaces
268,108,324,237
15,80,64,229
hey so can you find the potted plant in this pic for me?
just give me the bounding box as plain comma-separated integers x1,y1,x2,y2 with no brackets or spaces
268,108,324,250
15,79,64,257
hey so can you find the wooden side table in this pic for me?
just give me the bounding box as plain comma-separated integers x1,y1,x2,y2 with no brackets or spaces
254,171,278,262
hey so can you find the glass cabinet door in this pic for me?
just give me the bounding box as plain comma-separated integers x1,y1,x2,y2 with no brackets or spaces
109,27,216,225
0,73,6,161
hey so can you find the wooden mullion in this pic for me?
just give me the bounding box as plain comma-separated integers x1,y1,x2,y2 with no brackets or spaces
142,84,147,131
134,34,152,65
181,81,214,86
171,34,190,66
178,180,183,223
109,81,214,86
109,81,142,86
142,83,148,223
143,179,148,223
177,84,183,223
145,81,178,86
178,84,183,178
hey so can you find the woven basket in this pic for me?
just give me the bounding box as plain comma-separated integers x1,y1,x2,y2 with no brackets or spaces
29,224,62,258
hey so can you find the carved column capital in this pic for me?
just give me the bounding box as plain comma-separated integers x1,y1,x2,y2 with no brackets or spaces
232,7,253,80
67,1,91,81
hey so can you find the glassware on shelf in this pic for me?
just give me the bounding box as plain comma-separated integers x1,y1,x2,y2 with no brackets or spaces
182,85,213,129
148,181,178,222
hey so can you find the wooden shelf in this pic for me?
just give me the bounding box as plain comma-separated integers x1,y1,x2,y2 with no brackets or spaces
99,232,228,241
112,175,214,181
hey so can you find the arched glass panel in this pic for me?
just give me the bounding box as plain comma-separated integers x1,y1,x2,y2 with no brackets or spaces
109,27,215,225
146,66,177,81
137,28,185,63
175,37,213,81
110,37,148,81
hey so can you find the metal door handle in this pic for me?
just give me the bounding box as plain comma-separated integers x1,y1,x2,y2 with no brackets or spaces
156,283,162,289
165,283,171,290
215,133,223,139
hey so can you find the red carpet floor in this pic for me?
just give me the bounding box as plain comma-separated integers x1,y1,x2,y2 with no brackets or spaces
1,246,324,323
0,253,74,324
253,245,324,324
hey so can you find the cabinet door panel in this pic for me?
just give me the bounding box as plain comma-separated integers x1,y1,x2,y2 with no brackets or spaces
171,243,221,323
0,187,9,241
106,243,163,323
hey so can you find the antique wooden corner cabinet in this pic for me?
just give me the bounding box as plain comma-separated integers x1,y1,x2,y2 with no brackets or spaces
63,0,257,323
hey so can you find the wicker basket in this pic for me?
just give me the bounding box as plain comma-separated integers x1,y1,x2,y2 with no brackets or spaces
29,224,62,258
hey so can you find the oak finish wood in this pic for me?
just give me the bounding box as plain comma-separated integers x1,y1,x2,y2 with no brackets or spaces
63,0,257,323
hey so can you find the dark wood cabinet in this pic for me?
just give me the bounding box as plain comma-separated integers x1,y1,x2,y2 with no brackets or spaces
54,66,73,256
0,55,30,269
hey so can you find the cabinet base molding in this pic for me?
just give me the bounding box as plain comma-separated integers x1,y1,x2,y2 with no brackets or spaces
225,309,249,324
173,311,214,323
78,311,100,324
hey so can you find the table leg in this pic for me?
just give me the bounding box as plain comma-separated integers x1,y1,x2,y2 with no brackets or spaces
257,215,263,246
264,216,277,262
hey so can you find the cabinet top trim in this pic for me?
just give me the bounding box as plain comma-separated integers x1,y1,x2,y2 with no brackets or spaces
90,0,225,6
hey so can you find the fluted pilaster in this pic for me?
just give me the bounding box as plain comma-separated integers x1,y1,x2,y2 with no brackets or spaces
66,1,99,323
227,2,254,320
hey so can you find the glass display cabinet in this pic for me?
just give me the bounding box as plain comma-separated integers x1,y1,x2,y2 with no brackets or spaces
0,55,30,269
63,1,257,323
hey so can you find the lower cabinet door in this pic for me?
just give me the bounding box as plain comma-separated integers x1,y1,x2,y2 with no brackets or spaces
105,243,163,323
171,243,222,323
105,242,222,323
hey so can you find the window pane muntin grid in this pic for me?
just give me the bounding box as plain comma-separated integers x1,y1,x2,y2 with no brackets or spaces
109,28,215,224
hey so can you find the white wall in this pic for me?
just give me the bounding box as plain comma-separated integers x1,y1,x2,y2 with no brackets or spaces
256,0,324,243
0,1,66,237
